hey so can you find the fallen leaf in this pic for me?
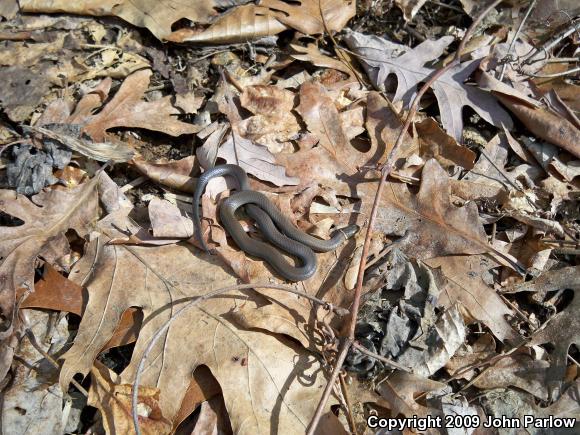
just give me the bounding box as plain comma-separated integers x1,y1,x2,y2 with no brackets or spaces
521,267,580,393
89,362,172,435
18,263,143,352
296,81,359,174
345,31,513,141
59,227,333,432
394,0,427,21
425,255,520,342
522,138,580,183
20,0,220,41
216,90,299,187
174,4,287,44
396,305,466,377
495,94,580,159
0,0,18,19
473,352,551,400
132,155,198,193
365,91,418,167
445,333,497,379
238,85,301,153
80,69,200,141
416,118,476,170
190,396,231,435
291,43,356,79
149,198,193,238
261,0,355,34
1,310,70,434
0,176,100,381
373,159,520,271
377,371,446,418
172,367,222,432
0,66,51,122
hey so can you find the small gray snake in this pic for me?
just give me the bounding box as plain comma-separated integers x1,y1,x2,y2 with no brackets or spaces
192,164,359,281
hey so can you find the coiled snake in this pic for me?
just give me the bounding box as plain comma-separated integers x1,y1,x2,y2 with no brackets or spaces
193,164,359,281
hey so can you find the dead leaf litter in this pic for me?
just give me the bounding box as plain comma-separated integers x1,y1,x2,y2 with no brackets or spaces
0,1,579,433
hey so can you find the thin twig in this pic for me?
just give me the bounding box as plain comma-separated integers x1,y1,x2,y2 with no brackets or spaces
498,0,537,81
522,19,580,66
306,2,503,433
523,66,580,78
351,341,411,372
25,329,89,397
306,338,352,435
132,282,346,435
338,373,358,435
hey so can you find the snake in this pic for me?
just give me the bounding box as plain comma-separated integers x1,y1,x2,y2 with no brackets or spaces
192,164,359,281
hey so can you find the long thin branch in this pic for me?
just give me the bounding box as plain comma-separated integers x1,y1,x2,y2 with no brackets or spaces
306,1,503,432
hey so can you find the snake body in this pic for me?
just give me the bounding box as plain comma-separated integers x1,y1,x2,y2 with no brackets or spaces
193,164,359,281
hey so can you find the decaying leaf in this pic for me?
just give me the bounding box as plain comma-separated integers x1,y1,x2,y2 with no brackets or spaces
261,0,355,34
473,352,551,400
372,159,519,270
495,94,580,159
377,371,446,418
20,0,220,41
0,176,100,380
519,267,580,394
416,118,476,170
80,69,200,141
238,85,301,152
89,362,172,435
296,81,358,174
345,31,513,141
426,255,520,342
175,4,287,44
132,155,197,193
217,90,299,187
1,309,70,434
59,225,333,432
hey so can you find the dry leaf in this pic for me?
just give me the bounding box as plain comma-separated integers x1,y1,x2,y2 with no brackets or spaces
18,264,143,352
217,132,299,186
89,362,172,435
394,0,427,21
524,267,580,393
473,352,551,400
345,31,513,141
216,90,299,187
377,371,446,418
261,0,355,34
238,85,301,152
416,118,476,170
396,305,466,377
365,91,418,167
296,81,358,174
1,309,69,434
425,255,520,342
132,155,197,193
372,159,520,270
190,396,231,435
20,0,219,41
149,198,193,238
80,69,200,141
495,93,580,159
291,43,356,78
59,229,332,432
176,4,287,44
445,333,497,379
0,176,100,380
